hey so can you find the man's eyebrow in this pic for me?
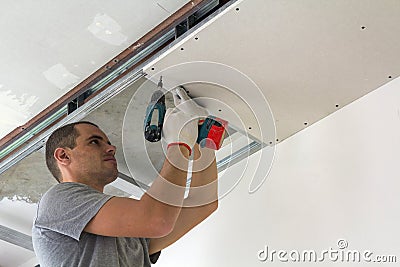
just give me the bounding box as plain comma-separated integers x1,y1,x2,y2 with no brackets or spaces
86,135,112,145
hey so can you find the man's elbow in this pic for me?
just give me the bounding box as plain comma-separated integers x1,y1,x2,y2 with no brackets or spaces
151,217,175,237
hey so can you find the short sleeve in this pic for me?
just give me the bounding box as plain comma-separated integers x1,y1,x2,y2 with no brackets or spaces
34,182,113,241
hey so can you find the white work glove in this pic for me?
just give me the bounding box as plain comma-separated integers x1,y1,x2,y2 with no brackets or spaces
172,87,208,119
162,108,198,155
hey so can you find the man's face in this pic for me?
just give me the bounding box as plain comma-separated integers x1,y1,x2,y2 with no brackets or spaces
68,123,118,186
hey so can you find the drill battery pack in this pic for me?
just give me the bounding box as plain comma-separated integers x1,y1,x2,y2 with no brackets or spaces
197,116,228,150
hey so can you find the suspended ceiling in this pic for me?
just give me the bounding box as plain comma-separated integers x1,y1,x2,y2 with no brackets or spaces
145,0,400,142
2,0,400,266
0,0,188,138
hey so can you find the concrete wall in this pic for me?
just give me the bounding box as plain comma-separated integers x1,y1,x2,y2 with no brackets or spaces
156,78,400,266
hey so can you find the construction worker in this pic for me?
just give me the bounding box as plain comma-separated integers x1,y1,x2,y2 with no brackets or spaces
32,88,218,266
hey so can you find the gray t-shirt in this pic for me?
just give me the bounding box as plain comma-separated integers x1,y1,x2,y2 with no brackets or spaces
32,182,160,267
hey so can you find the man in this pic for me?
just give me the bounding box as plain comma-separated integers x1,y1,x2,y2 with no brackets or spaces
32,88,218,266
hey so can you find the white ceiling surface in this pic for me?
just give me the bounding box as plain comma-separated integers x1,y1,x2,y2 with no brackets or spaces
0,0,188,139
146,0,400,143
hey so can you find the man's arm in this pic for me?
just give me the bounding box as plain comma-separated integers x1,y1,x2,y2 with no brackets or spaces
84,145,190,238
148,144,218,254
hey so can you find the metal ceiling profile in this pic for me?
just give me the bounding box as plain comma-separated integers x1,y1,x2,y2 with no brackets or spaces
0,225,33,252
0,0,235,175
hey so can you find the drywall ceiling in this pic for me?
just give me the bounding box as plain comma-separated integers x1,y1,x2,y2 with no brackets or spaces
2,0,400,266
0,0,188,139
145,0,400,143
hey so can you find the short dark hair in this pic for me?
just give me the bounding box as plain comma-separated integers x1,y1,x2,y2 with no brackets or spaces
45,121,98,182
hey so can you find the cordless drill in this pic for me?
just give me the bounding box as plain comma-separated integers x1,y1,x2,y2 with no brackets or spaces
143,77,165,142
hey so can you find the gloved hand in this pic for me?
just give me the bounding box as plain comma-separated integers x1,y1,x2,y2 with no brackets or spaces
162,108,198,155
172,87,209,119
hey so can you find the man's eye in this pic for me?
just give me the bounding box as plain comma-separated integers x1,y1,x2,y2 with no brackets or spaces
90,140,99,145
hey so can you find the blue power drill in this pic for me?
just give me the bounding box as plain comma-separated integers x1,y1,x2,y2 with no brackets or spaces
144,77,166,142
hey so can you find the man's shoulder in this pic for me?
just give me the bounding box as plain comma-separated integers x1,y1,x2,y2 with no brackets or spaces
34,182,112,235
39,182,102,208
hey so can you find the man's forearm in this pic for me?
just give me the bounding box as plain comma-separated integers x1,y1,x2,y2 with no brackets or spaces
184,144,218,207
143,145,190,229
148,145,218,253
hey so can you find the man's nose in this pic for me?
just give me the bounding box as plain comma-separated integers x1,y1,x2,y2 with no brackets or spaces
106,144,116,154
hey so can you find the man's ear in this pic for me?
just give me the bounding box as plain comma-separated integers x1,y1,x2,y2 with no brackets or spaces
54,147,71,166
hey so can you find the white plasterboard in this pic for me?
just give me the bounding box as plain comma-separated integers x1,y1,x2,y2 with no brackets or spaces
144,0,400,142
